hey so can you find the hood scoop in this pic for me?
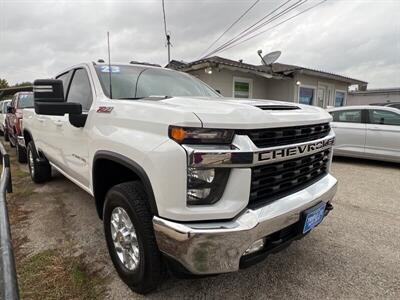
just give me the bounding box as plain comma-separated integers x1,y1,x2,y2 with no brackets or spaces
255,105,300,111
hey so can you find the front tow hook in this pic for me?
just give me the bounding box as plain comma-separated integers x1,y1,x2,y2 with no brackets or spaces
324,202,334,216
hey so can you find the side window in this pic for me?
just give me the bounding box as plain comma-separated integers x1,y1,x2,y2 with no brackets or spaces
56,71,71,98
67,69,93,111
331,110,362,123
368,109,400,126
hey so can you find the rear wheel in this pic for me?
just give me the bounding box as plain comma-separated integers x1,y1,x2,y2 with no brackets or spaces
103,181,162,294
27,141,51,183
16,143,27,163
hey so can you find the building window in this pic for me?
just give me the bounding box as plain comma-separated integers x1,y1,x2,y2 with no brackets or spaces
299,87,315,105
335,91,346,107
233,77,252,98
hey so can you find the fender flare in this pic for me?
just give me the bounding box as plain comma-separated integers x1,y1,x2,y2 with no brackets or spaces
92,150,158,216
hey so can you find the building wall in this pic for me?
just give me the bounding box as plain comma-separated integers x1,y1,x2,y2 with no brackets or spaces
347,91,400,105
293,74,349,107
187,67,351,107
188,68,295,102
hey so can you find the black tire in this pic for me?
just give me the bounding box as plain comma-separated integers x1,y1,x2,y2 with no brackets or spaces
27,141,51,183
4,129,9,142
103,181,162,294
16,143,27,163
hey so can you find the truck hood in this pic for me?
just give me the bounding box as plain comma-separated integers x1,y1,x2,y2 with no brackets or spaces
155,97,332,129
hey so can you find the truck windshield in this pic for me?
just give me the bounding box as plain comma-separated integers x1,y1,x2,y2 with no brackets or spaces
18,94,34,108
95,65,220,99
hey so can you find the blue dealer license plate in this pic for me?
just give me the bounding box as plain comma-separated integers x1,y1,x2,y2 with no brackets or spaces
302,202,326,234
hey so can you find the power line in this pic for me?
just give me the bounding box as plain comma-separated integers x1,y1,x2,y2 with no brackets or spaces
218,0,329,54
162,0,172,63
199,0,261,59
203,0,308,58
202,0,295,58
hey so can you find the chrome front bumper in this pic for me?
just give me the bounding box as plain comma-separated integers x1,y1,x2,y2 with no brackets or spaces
153,174,337,275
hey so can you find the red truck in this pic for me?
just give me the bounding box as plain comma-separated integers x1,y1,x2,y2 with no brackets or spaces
5,91,34,163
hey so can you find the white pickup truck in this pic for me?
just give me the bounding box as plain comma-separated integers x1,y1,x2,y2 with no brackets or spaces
22,62,337,294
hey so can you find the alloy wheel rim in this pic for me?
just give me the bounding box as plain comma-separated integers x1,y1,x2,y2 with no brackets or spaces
110,207,140,271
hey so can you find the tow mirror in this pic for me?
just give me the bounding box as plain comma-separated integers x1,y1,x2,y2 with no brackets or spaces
33,79,82,116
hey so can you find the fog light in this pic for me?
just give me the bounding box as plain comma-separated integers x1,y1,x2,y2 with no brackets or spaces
243,238,265,256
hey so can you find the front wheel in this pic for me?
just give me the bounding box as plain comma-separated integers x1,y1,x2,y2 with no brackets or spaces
103,181,162,294
27,141,51,183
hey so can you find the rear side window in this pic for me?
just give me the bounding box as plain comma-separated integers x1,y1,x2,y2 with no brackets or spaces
67,69,93,111
330,110,362,123
368,109,400,126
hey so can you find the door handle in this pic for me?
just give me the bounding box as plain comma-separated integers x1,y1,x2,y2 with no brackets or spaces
37,118,45,123
53,120,63,127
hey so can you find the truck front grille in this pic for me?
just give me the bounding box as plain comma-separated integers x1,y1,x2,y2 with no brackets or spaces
248,149,330,208
237,123,330,148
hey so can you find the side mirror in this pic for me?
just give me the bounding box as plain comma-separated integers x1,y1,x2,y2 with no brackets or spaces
34,79,64,103
33,79,82,116
7,106,13,113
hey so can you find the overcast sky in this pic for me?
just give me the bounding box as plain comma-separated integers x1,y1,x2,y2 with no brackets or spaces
0,0,399,88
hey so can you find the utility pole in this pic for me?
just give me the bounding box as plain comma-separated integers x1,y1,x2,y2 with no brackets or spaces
162,0,171,64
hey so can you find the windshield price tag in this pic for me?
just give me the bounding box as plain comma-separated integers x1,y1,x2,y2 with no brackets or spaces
100,66,120,73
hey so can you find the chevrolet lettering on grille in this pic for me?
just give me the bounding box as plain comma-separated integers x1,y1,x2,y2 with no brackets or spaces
258,137,335,162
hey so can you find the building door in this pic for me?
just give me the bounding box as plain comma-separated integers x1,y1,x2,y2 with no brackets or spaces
317,83,334,108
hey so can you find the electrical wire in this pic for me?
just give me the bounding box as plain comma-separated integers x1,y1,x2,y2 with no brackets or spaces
218,0,329,54
202,0,295,58
199,0,261,59
203,0,309,58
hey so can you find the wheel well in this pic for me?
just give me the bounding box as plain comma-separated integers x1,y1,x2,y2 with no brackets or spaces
23,130,32,145
92,156,158,219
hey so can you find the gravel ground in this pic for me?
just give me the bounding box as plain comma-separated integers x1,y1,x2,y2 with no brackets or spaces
9,156,400,299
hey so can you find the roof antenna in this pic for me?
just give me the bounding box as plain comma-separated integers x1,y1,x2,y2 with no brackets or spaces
107,31,113,99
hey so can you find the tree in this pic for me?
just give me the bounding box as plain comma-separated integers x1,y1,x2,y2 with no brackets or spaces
13,81,32,87
0,78,9,89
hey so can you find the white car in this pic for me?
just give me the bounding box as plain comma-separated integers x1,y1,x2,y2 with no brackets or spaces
328,106,400,163
22,62,337,293
0,99,11,135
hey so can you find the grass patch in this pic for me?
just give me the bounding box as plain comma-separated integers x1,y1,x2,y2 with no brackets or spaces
18,249,105,300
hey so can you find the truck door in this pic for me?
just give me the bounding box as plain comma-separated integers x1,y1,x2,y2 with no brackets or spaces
51,67,93,188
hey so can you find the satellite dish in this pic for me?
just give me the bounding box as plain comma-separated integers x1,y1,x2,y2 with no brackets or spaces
261,51,281,65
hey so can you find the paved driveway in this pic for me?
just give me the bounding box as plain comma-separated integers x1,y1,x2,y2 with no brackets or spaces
9,154,400,299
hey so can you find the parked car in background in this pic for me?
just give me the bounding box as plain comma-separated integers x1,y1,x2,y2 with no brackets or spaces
0,99,12,136
369,102,400,109
328,106,400,163
5,92,34,162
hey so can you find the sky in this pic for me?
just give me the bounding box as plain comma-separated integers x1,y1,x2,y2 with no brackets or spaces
0,0,399,88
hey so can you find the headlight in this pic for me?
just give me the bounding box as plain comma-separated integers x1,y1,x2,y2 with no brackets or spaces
187,167,230,205
169,126,234,144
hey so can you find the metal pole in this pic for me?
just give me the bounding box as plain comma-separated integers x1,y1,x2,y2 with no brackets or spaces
0,142,18,300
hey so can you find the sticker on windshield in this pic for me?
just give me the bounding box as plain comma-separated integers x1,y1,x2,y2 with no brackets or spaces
99,66,120,73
